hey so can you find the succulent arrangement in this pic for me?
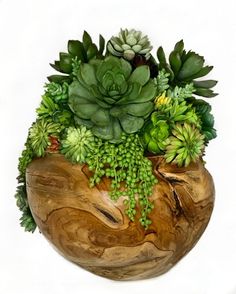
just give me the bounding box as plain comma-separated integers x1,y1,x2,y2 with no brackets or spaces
15,29,217,232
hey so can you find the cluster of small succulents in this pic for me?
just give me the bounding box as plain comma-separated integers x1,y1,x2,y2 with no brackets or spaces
15,29,217,232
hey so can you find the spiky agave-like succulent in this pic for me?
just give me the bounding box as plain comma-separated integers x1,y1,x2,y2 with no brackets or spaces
61,126,95,163
107,29,153,61
157,40,217,97
165,123,205,167
28,119,62,157
68,56,156,142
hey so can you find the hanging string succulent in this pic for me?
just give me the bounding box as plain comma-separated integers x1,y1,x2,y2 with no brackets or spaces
15,29,217,232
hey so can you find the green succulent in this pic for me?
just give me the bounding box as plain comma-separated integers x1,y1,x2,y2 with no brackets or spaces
188,98,217,142
29,119,62,157
61,126,95,163
17,141,34,183
157,40,217,97
68,56,156,142
45,82,68,103
154,69,170,94
107,28,153,61
142,120,170,154
165,123,205,167
15,184,36,233
48,31,105,84
154,97,200,127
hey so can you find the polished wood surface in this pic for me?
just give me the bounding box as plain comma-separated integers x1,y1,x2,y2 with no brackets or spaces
26,154,214,280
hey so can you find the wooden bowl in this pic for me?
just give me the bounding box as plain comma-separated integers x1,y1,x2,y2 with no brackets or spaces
26,153,214,281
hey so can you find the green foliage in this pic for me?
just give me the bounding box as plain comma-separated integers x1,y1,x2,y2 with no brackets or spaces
17,140,34,183
68,56,156,142
61,126,95,163
15,184,36,233
154,69,170,95
142,120,170,154
157,40,217,97
107,28,152,61
154,97,201,127
167,83,196,100
165,123,205,167
189,98,217,142
48,31,105,83
37,82,73,127
86,134,157,229
28,119,62,157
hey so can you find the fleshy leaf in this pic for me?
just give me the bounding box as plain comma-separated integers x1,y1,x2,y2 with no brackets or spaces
128,65,150,86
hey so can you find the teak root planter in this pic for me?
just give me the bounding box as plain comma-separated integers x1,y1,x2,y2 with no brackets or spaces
26,153,214,281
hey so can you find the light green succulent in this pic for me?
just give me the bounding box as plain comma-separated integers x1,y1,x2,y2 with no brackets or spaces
165,123,205,167
107,29,153,61
45,82,68,103
68,56,156,142
61,126,95,163
142,120,170,154
28,119,62,157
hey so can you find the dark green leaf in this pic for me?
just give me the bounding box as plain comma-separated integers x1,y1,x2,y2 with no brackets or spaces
83,31,93,51
187,66,213,80
59,52,73,73
68,40,86,61
195,87,218,98
157,46,167,64
50,61,62,72
87,43,98,60
193,80,217,89
47,75,71,83
178,53,204,80
169,51,182,74
99,34,105,54
174,40,184,54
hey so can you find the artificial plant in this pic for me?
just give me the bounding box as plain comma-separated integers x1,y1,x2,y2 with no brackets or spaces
15,29,217,232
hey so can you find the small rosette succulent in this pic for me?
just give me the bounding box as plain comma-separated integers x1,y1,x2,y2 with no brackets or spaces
61,126,95,163
165,123,205,167
68,56,156,142
107,29,152,61
142,120,170,154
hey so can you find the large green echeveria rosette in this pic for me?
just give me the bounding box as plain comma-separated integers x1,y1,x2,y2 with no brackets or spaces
68,56,156,142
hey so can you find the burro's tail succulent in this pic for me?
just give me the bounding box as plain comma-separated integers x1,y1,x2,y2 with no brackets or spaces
68,56,156,142
107,29,153,61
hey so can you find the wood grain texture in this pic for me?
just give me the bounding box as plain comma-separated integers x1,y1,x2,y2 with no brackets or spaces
26,154,214,280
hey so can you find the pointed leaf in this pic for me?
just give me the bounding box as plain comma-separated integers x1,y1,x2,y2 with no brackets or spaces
187,66,213,80
47,75,71,83
99,34,105,54
68,40,86,61
174,40,184,54
87,43,98,60
195,87,218,98
169,51,182,74
83,31,93,51
59,52,72,73
157,46,167,64
193,80,217,89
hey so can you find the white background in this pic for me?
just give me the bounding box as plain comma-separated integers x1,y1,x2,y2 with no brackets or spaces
0,0,236,293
